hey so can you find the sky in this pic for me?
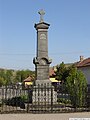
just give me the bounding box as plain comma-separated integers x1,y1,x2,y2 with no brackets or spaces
0,0,90,70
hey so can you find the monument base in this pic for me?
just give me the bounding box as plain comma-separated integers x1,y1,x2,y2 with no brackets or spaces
35,79,51,85
32,80,57,105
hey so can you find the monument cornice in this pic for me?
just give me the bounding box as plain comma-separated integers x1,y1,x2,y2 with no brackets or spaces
34,22,50,30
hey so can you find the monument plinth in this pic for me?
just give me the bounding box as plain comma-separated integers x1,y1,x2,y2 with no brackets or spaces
33,10,52,85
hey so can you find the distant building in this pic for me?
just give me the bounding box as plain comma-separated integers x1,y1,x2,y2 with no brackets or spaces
50,56,90,85
49,67,61,86
76,56,90,85
23,76,34,87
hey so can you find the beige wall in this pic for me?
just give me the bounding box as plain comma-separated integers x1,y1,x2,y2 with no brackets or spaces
78,66,90,84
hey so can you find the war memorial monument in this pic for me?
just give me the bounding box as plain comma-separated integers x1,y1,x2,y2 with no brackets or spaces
33,10,57,105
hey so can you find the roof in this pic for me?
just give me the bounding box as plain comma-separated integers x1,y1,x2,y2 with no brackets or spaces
76,57,90,68
23,76,33,82
49,68,56,77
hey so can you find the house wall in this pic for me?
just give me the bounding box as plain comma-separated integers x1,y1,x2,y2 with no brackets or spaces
78,66,90,85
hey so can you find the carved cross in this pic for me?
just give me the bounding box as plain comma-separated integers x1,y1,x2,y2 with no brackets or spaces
38,9,45,22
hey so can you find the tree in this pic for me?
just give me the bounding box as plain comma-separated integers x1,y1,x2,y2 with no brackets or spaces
0,68,35,86
65,66,87,107
15,70,35,83
5,70,13,85
55,63,87,107
0,69,7,86
55,62,70,93
0,77,5,86
55,62,69,83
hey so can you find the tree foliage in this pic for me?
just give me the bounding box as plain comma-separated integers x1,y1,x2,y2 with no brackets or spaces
55,62,69,83
66,66,87,107
55,63,87,107
0,77,5,87
15,70,35,83
0,69,35,86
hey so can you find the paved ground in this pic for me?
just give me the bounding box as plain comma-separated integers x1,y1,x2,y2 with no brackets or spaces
0,112,90,120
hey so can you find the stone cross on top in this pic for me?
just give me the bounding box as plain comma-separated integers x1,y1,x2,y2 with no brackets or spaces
38,9,45,23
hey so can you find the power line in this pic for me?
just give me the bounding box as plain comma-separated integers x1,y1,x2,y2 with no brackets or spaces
49,51,90,55
0,53,35,56
0,51,89,56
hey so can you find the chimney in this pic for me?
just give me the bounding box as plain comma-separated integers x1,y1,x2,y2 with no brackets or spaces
80,56,84,62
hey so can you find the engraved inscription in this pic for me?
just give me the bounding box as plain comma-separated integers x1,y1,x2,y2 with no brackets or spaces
40,33,46,40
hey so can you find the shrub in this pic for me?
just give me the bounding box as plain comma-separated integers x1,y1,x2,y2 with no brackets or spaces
4,96,25,109
57,98,71,104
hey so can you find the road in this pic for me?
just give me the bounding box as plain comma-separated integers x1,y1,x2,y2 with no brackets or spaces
0,112,90,120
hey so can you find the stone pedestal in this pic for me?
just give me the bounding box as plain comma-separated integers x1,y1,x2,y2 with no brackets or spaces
32,83,57,105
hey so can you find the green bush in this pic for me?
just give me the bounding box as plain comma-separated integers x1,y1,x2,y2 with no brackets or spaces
3,96,25,109
57,98,71,104
20,94,28,102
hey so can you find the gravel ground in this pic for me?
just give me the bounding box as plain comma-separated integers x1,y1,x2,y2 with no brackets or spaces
0,112,90,120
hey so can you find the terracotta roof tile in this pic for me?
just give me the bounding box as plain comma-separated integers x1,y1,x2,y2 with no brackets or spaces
76,57,90,67
49,68,56,76
24,76,33,82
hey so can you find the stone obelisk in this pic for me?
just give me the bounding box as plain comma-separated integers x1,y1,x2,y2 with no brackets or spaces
33,9,52,85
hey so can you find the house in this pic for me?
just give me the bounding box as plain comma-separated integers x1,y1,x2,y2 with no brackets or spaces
49,67,61,86
23,76,34,87
76,56,90,85
49,56,90,85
